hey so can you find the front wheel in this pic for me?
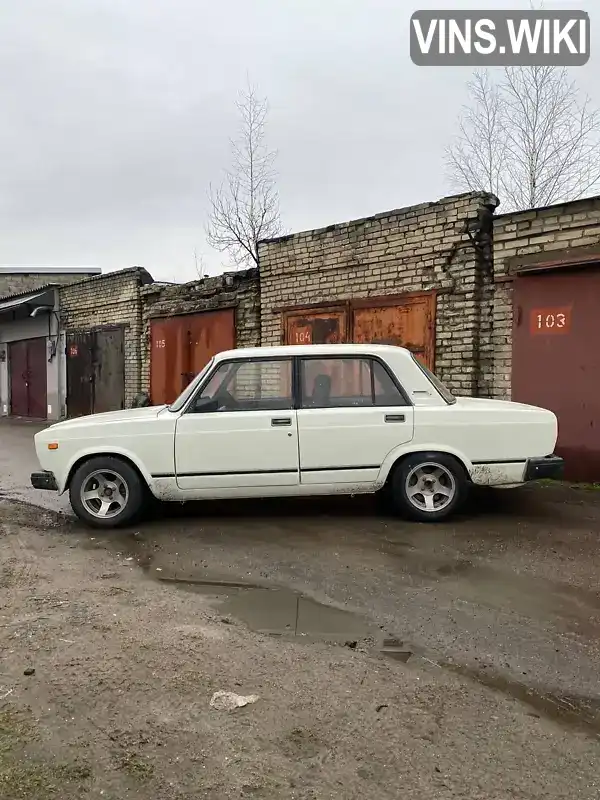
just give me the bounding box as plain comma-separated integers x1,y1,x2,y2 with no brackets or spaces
69,456,145,528
389,452,468,522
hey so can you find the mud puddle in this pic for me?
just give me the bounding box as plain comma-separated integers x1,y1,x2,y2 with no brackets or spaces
155,575,600,736
155,575,378,644
445,662,600,738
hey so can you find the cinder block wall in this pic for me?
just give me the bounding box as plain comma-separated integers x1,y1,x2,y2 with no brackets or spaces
0,272,95,298
140,269,260,393
59,268,153,408
259,192,498,396
492,196,600,398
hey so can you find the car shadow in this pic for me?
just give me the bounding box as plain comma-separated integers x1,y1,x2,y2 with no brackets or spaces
139,481,591,526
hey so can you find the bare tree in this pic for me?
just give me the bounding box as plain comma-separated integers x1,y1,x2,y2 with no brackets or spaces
446,66,600,211
207,83,282,268
193,248,207,279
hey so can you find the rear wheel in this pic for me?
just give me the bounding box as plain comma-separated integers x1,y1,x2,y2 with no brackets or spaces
389,452,468,522
69,456,145,528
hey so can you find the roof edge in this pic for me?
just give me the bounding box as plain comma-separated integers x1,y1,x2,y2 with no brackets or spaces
259,191,492,246
0,283,59,304
0,266,101,275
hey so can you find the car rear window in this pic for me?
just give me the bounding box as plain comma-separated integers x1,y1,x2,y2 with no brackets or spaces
411,355,456,404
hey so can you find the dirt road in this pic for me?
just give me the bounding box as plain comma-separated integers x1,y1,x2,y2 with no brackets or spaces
1,482,600,799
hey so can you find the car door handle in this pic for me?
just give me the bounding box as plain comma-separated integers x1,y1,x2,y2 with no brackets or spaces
385,414,405,423
271,417,292,427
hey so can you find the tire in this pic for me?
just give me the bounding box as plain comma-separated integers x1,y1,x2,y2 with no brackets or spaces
69,456,145,529
389,452,468,522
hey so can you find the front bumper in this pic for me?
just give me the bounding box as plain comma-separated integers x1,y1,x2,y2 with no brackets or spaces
31,471,58,491
524,455,564,482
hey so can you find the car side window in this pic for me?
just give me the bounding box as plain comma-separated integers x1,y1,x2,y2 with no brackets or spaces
191,359,293,412
300,357,406,408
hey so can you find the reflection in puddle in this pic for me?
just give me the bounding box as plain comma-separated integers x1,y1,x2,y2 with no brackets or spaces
156,576,376,644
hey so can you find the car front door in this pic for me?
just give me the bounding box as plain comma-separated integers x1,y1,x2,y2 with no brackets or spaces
296,355,414,485
174,357,299,491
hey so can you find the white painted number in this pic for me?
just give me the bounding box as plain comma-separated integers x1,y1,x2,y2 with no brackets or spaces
295,331,311,344
155,339,166,348
536,313,566,329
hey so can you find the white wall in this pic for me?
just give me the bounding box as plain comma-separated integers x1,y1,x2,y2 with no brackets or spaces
0,295,61,420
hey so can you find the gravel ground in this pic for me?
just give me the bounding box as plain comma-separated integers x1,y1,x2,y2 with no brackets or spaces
1,485,600,799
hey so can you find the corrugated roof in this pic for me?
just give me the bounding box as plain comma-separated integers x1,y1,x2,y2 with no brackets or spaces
0,288,55,313
0,283,58,304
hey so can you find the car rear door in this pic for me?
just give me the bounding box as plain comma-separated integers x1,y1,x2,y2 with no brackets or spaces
296,355,414,486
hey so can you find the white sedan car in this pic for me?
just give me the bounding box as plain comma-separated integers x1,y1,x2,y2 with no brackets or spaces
31,344,563,528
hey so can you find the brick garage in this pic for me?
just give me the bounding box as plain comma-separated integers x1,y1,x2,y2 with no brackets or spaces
59,267,153,416
492,195,600,479
259,191,499,396
492,195,600,398
141,269,259,404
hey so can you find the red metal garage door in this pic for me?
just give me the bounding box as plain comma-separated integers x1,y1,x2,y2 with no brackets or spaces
283,294,435,396
150,309,235,405
512,267,600,481
9,338,47,419
351,294,435,369
283,294,436,368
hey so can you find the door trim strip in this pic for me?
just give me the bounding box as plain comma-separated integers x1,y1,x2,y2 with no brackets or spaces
155,468,298,478
154,464,381,479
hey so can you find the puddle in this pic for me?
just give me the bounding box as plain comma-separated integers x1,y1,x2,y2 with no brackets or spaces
155,576,376,644
446,663,600,738
140,558,600,737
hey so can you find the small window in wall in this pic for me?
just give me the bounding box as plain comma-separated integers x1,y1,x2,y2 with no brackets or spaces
300,358,406,408
194,358,293,412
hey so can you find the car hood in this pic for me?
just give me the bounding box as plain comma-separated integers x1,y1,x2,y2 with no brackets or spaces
41,405,168,432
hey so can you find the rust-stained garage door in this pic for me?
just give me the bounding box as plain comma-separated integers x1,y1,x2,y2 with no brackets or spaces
512,268,600,481
150,309,235,405
66,328,124,418
352,295,435,368
283,293,435,369
284,308,348,346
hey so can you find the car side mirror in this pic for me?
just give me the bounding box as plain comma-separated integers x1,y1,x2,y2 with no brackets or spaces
192,397,219,414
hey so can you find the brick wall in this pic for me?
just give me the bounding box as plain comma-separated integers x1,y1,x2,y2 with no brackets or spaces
492,196,600,398
0,272,96,299
140,269,260,392
59,268,153,407
259,192,499,396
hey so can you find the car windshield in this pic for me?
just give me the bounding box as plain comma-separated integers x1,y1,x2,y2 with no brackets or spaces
167,358,215,412
411,355,456,405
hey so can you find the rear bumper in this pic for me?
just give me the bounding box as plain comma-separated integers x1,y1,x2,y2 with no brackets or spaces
31,471,58,491
524,455,564,482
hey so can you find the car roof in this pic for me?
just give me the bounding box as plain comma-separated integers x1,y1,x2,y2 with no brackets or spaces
213,343,412,360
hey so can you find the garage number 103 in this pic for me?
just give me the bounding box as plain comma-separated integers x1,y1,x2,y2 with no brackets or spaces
536,312,566,330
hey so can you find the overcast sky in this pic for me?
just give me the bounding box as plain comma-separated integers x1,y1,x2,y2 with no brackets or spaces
0,0,597,282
